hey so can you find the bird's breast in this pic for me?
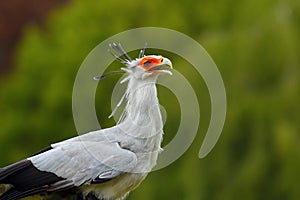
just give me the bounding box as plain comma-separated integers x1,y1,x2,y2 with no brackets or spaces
80,173,147,200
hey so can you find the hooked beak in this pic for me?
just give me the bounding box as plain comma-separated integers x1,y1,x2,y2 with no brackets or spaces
147,57,173,75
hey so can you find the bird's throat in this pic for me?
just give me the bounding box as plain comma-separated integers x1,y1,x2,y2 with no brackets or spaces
119,78,163,138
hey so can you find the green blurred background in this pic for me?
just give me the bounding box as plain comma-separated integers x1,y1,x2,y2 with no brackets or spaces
0,0,300,199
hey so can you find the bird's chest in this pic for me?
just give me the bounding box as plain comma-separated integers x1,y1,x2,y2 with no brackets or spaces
81,173,147,200
120,135,163,172
120,134,161,151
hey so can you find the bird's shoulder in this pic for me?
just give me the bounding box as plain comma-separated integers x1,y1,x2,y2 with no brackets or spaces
27,127,138,186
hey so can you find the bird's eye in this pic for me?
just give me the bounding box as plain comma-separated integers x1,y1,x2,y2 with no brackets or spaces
160,58,164,63
144,61,151,67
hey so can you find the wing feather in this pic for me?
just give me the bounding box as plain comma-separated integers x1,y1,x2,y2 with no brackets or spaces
0,160,66,200
29,135,137,187
1,128,137,199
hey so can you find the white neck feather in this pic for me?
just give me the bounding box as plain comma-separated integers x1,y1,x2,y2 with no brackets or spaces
118,75,163,138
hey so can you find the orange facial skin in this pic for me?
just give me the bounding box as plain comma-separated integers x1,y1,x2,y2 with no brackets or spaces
139,57,164,72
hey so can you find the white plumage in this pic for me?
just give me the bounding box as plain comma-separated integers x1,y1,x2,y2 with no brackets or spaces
0,43,172,200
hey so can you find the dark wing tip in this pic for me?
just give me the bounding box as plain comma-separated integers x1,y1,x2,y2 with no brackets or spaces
0,159,67,200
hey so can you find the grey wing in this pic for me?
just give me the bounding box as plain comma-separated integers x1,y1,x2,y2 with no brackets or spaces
50,127,120,146
28,140,137,187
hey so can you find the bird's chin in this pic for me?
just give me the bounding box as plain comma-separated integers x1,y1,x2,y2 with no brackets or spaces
146,63,173,75
157,70,173,75
143,70,172,79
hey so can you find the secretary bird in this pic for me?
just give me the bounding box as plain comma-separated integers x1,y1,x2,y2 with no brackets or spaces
0,43,173,200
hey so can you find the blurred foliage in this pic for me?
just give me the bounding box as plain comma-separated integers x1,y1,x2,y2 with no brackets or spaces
1,0,300,199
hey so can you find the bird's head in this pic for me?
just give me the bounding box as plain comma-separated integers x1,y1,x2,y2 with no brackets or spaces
94,43,172,118
94,43,172,81
124,55,173,80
